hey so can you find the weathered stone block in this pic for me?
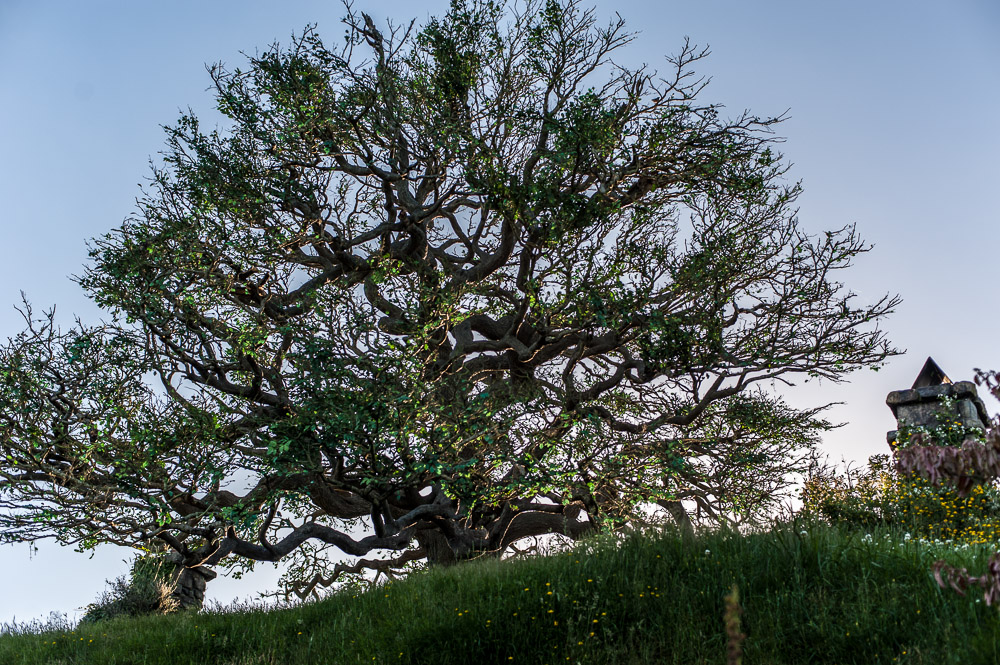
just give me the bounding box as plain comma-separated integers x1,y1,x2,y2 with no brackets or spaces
886,374,989,446
887,381,988,430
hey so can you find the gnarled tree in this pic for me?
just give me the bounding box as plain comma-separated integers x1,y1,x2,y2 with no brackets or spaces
0,0,898,605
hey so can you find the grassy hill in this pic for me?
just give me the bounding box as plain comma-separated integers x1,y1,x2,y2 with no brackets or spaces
3,521,1000,664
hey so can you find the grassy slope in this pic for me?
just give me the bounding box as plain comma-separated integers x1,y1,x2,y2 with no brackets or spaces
3,522,1000,665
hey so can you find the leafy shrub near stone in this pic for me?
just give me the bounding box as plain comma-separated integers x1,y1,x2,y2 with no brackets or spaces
803,454,1000,544
80,554,179,624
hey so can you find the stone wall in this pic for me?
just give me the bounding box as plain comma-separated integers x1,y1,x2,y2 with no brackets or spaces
886,381,989,446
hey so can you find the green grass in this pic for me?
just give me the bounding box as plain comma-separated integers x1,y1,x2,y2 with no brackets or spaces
4,521,1000,664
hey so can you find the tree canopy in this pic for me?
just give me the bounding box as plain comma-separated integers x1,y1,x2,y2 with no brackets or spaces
0,0,898,601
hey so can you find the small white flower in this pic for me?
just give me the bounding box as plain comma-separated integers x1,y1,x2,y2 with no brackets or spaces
704,549,711,556
800,530,807,536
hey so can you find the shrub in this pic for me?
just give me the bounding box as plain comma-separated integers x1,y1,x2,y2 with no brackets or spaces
80,554,180,624
802,453,1000,544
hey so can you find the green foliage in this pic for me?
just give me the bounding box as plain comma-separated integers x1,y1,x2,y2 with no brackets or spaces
661,391,833,524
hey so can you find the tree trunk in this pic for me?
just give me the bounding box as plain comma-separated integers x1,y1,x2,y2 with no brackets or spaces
658,499,695,540
166,554,217,610
414,530,460,566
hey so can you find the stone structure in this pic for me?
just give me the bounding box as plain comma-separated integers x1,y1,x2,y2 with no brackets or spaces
165,553,217,610
885,357,989,447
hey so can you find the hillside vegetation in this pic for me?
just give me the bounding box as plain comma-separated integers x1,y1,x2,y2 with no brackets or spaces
3,521,1000,665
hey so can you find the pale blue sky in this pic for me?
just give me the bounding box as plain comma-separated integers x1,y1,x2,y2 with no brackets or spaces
1,0,998,625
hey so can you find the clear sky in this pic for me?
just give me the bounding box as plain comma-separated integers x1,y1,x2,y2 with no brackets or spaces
1,0,998,626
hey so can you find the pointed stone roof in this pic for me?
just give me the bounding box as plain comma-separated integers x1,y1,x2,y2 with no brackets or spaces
911,356,951,389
